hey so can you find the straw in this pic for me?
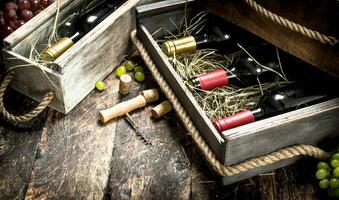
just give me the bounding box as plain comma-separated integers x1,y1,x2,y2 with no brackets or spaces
158,11,289,120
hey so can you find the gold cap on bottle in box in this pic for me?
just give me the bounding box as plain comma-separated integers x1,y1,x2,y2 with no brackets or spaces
41,37,74,61
161,36,197,56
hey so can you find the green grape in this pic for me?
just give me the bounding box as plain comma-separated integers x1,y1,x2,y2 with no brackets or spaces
116,66,127,77
333,153,339,160
316,169,329,180
319,179,330,189
317,162,330,170
134,71,145,82
331,159,339,168
124,60,135,71
95,81,105,91
334,168,339,177
330,178,339,188
134,66,144,72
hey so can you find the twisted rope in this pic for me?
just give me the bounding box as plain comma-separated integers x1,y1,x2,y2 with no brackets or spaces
131,30,329,176
0,71,54,123
243,0,338,46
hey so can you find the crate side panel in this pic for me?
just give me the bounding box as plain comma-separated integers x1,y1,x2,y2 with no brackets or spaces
224,98,339,165
3,50,65,113
221,157,299,185
61,1,138,113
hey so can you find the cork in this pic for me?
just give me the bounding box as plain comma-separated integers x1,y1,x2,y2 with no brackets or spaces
119,74,132,95
142,89,159,103
151,100,173,119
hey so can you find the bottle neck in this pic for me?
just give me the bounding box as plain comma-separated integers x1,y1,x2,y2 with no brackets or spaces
69,31,83,43
189,69,230,90
189,68,238,90
194,34,208,49
162,30,233,56
78,3,114,33
212,107,263,133
213,109,256,132
194,32,232,49
250,107,264,119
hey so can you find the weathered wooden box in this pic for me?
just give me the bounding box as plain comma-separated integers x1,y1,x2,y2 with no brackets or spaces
202,0,339,79
136,0,339,184
2,0,142,114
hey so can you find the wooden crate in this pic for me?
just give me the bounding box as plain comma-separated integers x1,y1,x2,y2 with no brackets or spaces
2,0,142,114
202,0,339,78
136,0,339,184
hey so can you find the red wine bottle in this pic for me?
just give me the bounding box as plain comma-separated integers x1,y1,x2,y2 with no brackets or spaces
213,82,330,132
189,54,280,90
41,1,120,61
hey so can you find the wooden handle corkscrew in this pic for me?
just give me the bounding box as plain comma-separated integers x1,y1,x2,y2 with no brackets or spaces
99,89,159,123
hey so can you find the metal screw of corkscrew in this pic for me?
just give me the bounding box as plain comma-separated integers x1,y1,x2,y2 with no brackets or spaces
124,113,152,145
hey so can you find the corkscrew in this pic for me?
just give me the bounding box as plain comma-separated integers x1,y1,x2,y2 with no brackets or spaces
124,113,152,145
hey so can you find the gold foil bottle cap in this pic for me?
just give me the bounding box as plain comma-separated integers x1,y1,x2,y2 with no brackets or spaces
41,37,74,61
161,36,197,56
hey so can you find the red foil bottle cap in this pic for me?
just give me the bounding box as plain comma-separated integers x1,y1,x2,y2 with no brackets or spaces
197,69,229,90
213,110,255,132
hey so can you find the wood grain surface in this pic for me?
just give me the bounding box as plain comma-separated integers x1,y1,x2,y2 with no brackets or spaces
24,75,120,199
0,67,335,200
0,90,46,200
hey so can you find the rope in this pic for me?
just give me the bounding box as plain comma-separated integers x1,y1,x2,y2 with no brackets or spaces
0,71,54,123
243,0,338,46
131,30,329,176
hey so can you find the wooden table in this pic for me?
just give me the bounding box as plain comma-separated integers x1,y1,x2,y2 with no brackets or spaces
0,68,331,200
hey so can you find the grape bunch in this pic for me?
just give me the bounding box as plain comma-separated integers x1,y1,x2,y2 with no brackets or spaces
0,0,54,38
316,150,339,197
116,60,145,82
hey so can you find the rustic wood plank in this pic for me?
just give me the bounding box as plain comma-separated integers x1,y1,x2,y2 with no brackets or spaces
106,80,191,199
24,74,120,199
2,49,65,113
202,0,339,78
0,89,46,200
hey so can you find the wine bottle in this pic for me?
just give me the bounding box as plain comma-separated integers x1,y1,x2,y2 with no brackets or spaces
161,26,233,57
212,82,331,132
41,1,119,61
188,53,281,90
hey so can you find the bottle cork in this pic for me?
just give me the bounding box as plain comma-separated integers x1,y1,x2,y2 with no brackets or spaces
142,89,159,103
119,74,132,95
151,100,173,119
